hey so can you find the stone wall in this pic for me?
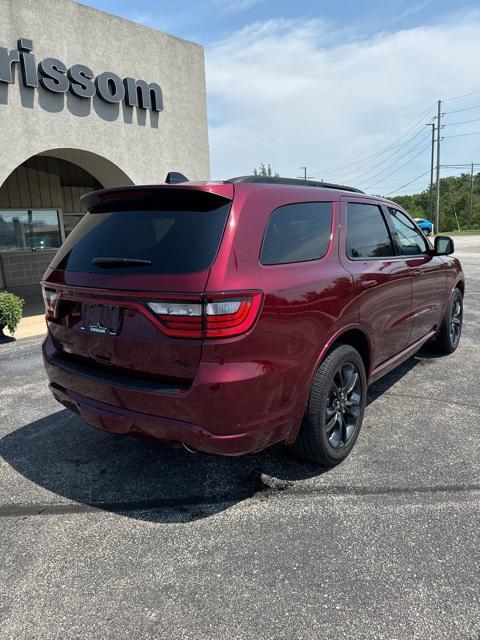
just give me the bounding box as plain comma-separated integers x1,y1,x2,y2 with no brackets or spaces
0,251,55,288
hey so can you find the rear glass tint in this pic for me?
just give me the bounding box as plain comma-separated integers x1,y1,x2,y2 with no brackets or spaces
260,202,332,265
50,195,231,274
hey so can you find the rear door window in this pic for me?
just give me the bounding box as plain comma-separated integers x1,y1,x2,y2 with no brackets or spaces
260,202,332,265
50,193,231,274
346,202,395,258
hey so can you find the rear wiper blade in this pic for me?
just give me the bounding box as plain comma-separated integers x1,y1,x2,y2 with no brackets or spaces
92,257,152,266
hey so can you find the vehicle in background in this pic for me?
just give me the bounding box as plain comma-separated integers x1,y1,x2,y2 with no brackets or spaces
414,217,433,235
41,175,464,466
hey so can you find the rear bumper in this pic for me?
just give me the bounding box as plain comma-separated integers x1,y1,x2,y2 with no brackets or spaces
42,334,305,456
49,383,297,456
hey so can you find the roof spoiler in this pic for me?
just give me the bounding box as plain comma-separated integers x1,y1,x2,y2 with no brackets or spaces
165,171,189,184
80,183,233,211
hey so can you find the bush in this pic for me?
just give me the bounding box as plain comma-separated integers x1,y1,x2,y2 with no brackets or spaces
0,291,24,335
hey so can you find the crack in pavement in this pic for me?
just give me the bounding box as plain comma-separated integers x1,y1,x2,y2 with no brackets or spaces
379,390,480,410
1,482,479,518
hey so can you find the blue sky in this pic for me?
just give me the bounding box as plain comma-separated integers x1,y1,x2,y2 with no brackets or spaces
82,1,480,200
82,0,479,45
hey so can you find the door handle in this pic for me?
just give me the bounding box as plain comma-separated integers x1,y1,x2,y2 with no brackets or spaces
360,279,378,290
412,269,423,277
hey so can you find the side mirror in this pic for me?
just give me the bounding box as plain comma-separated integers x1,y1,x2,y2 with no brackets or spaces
434,235,454,255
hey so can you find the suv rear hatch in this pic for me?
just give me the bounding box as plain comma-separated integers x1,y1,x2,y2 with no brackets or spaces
42,185,233,387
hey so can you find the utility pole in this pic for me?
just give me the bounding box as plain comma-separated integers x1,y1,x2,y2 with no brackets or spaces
434,100,442,234
426,122,435,220
470,162,474,224
298,166,313,181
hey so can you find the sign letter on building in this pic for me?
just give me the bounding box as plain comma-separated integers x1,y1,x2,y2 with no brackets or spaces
0,38,163,112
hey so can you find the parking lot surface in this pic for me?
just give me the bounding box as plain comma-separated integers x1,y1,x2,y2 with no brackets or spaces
1,236,479,639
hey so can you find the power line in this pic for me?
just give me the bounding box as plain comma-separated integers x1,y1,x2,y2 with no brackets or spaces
357,139,432,188
366,143,430,190
331,109,435,177
319,106,433,173
443,104,480,115
443,89,480,102
384,169,432,196
347,131,430,180
443,131,480,139
314,125,426,179
379,164,480,194
444,116,480,127
441,163,480,168
373,163,479,196
311,103,435,176
311,93,480,198
340,129,431,183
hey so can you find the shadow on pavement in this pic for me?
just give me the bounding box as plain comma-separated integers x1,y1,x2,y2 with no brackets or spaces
0,410,322,523
0,347,442,523
366,346,447,405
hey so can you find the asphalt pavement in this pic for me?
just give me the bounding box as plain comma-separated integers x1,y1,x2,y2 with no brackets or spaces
1,236,479,639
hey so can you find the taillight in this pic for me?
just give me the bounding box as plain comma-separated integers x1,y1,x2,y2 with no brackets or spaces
42,286,59,318
147,291,262,339
204,297,258,338
147,300,203,338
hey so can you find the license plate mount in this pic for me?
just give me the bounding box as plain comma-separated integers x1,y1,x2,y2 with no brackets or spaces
81,304,122,336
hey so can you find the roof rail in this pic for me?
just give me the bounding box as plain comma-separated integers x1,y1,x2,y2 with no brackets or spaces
225,175,364,194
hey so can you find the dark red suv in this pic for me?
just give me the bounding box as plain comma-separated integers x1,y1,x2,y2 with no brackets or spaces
41,176,464,465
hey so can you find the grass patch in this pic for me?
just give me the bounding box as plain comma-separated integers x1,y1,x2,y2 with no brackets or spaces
441,229,480,236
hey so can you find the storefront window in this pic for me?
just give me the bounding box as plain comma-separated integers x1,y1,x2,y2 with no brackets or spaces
0,210,62,251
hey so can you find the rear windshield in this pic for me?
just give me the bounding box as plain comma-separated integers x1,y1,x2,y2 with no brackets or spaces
50,196,231,274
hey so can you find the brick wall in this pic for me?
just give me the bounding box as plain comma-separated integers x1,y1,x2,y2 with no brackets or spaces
0,251,56,287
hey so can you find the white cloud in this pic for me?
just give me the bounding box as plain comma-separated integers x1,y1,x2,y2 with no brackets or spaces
209,0,264,14
125,11,178,35
387,0,432,25
206,12,480,194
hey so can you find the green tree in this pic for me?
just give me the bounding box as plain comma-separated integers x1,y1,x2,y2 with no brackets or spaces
253,163,279,177
391,171,480,232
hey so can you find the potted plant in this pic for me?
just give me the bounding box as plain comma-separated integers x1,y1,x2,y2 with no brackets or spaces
0,291,24,342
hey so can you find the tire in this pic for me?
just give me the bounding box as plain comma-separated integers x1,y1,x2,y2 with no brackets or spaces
430,288,463,354
291,344,367,466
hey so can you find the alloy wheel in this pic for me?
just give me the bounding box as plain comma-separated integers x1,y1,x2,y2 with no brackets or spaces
449,296,462,348
325,362,363,449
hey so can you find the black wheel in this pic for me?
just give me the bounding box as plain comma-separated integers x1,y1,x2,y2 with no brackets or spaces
430,288,463,354
291,344,367,466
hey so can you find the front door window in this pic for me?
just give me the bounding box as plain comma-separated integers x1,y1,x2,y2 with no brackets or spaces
387,208,428,255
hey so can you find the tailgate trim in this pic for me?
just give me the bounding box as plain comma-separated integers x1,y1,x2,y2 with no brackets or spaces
45,351,183,394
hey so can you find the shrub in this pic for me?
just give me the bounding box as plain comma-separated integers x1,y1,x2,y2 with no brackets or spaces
0,291,24,335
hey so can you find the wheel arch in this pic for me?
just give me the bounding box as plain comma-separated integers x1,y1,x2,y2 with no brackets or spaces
286,325,372,446
314,325,373,380
456,279,465,297
329,328,371,377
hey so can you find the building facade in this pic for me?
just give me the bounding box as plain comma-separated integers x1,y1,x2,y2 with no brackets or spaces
0,0,210,288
